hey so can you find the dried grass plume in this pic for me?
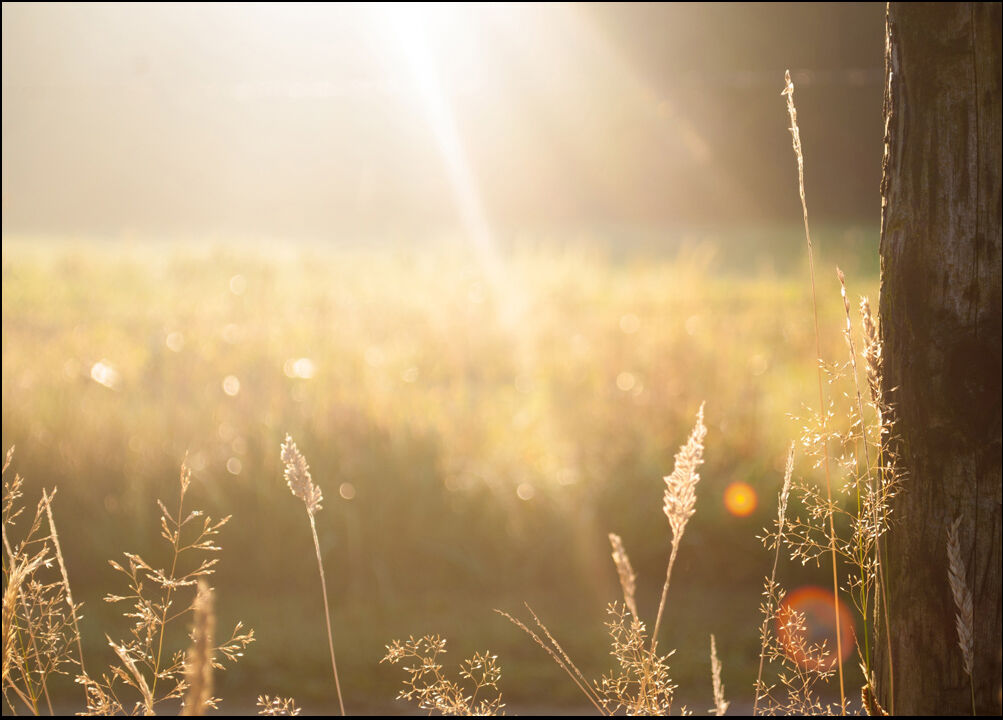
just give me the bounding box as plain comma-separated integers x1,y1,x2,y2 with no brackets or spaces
662,403,708,540
608,533,639,621
946,517,974,678
280,435,345,716
653,403,707,646
710,634,729,716
281,435,323,516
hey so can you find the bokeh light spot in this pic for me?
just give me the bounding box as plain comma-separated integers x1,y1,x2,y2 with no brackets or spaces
516,482,535,501
777,586,855,671
90,360,120,390
222,375,241,396
284,357,316,379
616,371,636,392
724,481,758,517
339,482,357,500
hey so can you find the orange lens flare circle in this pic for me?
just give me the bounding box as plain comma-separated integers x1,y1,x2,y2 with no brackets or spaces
776,586,855,671
723,481,758,517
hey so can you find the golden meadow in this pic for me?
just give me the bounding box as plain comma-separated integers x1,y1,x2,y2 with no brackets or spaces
2,227,878,713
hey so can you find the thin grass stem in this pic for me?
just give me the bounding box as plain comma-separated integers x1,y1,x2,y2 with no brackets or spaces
651,543,680,652
2,513,53,714
783,69,846,713
837,270,896,709
753,443,794,715
309,512,346,716
148,476,186,709
41,489,87,679
495,609,607,715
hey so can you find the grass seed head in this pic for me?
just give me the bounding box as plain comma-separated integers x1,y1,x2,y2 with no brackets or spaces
663,403,708,541
710,634,729,716
281,435,323,515
946,517,974,677
257,695,301,716
608,533,639,621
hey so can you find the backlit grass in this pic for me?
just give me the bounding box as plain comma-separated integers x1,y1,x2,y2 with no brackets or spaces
2,231,877,712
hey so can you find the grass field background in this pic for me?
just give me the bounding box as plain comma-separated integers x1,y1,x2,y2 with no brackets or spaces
2,226,877,713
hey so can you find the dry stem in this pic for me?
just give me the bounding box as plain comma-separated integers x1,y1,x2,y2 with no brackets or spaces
281,435,346,716
653,403,707,649
495,608,607,715
41,489,87,678
753,442,794,715
783,69,846,712
837,269,894,709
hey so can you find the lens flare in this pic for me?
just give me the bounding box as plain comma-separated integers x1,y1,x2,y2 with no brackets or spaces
777,586,855,671
723,481,757,517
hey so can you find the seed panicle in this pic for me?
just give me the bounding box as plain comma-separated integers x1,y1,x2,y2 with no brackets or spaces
662,403,707,542
946,517,974,678
281,435,323,515
608,533,639,621
710,634,729,716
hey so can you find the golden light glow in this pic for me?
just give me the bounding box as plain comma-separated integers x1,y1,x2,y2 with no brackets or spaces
376,4,500,260
723,481,757,517
2,3,736,237
777,586,855,671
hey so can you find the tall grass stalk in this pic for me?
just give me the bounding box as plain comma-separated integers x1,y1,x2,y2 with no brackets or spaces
859,296,895,713
839,272,872,678
652,403,707,650
709,634,728,716
608,533,639,622
40,489,87,679
782,69,846,712
4,448,86,714
89,461,252,715
753,442,794,715
1,548,52,714
281,435,346,717
2,549,50,712
837,269,894,711
148,467,189,704
495,607,607,715
2,457,48,716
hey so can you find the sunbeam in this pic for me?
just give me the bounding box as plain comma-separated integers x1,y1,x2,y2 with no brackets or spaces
375,3,507,297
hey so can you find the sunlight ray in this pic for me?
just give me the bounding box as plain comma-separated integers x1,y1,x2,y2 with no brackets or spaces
378,4,507,297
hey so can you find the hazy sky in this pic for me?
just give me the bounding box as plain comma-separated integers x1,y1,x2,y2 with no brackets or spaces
2,3,885,238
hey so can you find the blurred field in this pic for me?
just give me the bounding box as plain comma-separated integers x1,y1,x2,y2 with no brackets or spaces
2,229,877,713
